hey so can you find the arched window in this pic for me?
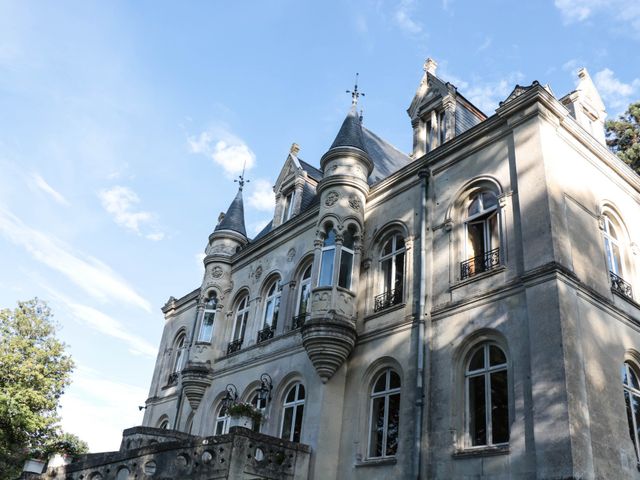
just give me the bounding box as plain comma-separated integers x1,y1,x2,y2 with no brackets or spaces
465,343,509,447
338,228,355,289
157,417,170,430
622,362,640,459
228,295,250,354
368,369,401,458
214,403,230,436
258,279,281,343
375,234,406,312
462,191,500,279
197,294,217,343
168,332,186,385
602,213,633,298
293,265,312,329
281,383,305,442
319,229,336,286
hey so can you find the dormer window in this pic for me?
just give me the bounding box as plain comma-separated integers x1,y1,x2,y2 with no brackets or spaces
281,191,295,223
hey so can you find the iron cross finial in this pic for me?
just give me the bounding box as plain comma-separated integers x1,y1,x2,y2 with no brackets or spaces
234,160,250,191
346,73,365,106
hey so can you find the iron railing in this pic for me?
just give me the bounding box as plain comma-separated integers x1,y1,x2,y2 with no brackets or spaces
227,338,243,355
291,313,308,330
257,324,276,343
610,271,633,299
460,248,500,280
374,288,403,312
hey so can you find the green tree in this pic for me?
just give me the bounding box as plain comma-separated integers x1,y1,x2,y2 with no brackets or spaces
605,101,640,174
0,299,84,479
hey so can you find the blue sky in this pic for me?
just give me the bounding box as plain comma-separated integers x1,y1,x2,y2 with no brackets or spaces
1,0,639,452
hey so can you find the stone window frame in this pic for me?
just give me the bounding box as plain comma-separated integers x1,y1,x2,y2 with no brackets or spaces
156,415,170,430
317,220,361,291
213,400,230,436
260,274,282,330
230,290,251,344
599,203,635,288
279,382,306,443
367,368,402,459
197,291,218,344
169,330,187,377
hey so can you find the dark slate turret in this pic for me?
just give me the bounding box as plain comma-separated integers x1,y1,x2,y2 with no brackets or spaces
214,188,247,238
329,106,367,152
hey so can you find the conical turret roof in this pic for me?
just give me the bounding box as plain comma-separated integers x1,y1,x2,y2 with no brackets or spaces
214,188,247,237
329,106,367,152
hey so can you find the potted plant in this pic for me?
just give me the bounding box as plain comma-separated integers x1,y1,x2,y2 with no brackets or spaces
227,402,262,429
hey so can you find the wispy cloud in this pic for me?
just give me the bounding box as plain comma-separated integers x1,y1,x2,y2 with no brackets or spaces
477,36,492,52
31,173,70,206
554,0,640,34
187,127,256,176
0,207,151,311
99,186,164,241
393,0,423,35
594,68,640,114
247,179,275,212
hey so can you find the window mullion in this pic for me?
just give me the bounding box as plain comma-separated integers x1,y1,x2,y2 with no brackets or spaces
382,392,390,456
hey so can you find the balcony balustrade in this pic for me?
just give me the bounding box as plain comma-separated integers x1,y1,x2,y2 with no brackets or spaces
373,288,403,313
610,271,633,299
460,248,500,280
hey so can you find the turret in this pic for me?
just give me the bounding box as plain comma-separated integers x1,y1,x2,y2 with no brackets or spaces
301,101,372,383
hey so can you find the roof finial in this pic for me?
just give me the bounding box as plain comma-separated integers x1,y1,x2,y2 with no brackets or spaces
346,73,365,106
234,159,250,191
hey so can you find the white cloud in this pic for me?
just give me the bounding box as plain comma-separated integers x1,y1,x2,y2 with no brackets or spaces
555,0,640,33
477,36,492,52
31,173,70,206
99,186,164,241
0,207,151,311
60,366,147,452
187,128,256,176
594,68,640,114
247,179,275,212
394,0,423,35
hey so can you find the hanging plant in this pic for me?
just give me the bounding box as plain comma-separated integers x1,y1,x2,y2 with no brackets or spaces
226,402,262,423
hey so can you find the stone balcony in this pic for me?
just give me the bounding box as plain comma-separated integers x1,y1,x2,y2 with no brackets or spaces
34,426,310,480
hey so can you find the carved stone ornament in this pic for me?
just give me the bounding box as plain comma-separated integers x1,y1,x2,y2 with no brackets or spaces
211,266,223,278
254,266,263,281
348,195,361,211
325,191,340,207
287,248,296,262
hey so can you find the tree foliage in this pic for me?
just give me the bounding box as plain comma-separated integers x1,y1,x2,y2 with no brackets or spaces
606,102,640,174
0,299,85,479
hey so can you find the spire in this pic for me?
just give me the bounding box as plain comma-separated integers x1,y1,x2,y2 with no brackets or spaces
329,106,367,151
214,187,247,237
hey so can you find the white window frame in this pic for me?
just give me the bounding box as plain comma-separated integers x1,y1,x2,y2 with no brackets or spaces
464,343,509,448
367,369,401,458
318,230,336,287
231,296,250,342
197,295,217,343
603,213,624,276
379,234,406,295
623,361,640,460
338,242,355,290
262,280,282,328
172,333,186,374
281,191,295,223
464,191,499,261
280,383,305,442
296,265,312,316
214,404,230,436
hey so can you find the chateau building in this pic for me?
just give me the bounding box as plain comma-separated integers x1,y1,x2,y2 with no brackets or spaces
33,59,640,479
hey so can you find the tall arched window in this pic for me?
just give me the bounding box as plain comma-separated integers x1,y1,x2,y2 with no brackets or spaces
338,229,355,289
462,191,500,279
168,332,186,385
319,229,336,286
157,417,170,430
197,294,217,343
375,234,406,312
465,343,509,447
293,265,312,329
258,279,281,343
603,213,633,298
622,362,640,459
214,403,230,436
368,369,401,458
281,383,305,442
228,295,250,354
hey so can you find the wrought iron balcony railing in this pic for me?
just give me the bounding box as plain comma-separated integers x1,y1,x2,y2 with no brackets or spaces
226,338,243,355
460,248,500,280
292,313,308,330
257,324,276,343
374,288,403,313
610,271,633,299
166,372,179,386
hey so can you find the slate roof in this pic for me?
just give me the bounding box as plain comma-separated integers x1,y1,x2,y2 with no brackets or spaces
299,159,323,182
362,127,411,184
214,188,247,237
329,107,367,151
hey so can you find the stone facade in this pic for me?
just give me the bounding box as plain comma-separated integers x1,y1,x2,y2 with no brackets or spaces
37,59,640,479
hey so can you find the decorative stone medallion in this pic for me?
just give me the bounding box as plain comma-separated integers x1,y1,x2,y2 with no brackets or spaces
254,265,263,281
287,248,296,262
325,191,340,206
211,266,223,278
348,195,361,211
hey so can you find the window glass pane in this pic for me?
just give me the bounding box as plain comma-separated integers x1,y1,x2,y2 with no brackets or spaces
298,384,305,400
281,407,293,441
302,266,311,280
198,311,215,342
489,214,499,250
630,366,640,390
385,393,400,456
389,371,401,389
293,404,304,442
612,243,622,275
489,345,506,366
272,295,280,327
286,386,296,403
382,258,392,292
338,250,353,289
625,391,637,452
467,222,486,259
623,364,630,385
482,192,497,209
633,394,640,456
263,300,274,327
607,218,618,239
468,195,480,216
468,375,487,446
298,283,311,314
468,348,485,371
319,249,335,286
373,373,387,393
369,396,385,457
383,239,392,256
395,236,405,251
394,252,405,295
324,230,336,247
490,370,509,443
343,229,355,249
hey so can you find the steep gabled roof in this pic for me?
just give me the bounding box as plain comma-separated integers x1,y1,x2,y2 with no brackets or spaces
214,188,247,237
363,127,411,184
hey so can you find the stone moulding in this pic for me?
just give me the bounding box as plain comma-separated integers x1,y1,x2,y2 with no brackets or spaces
300,316,357,383
181,364,213,410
